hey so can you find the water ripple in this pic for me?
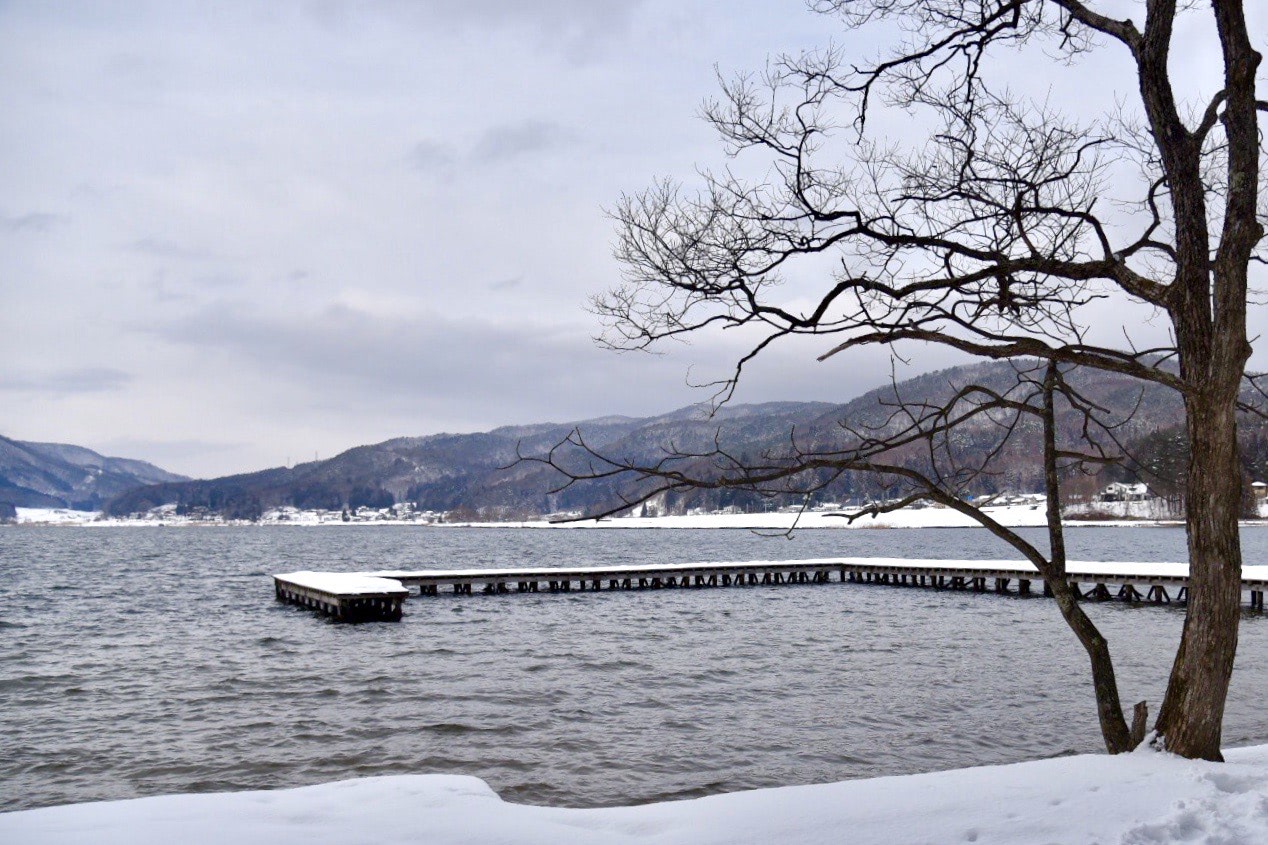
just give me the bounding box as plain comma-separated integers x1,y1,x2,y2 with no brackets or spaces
2,525,1267,813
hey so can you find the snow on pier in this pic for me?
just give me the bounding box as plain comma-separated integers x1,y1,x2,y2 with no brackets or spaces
273,557,1268,621
273,571,409,621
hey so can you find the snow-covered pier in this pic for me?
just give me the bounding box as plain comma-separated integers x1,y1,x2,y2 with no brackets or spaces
275,558,1268,621
273,571,409,621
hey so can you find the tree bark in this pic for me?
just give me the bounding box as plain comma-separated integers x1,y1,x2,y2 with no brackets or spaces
1154,380,1245,759
1152,0,1260,761
1043,364,1132,753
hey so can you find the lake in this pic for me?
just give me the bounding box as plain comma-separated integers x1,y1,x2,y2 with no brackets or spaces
2,525,1266,812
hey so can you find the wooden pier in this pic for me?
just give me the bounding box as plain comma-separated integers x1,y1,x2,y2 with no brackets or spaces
276,558,1268,621
274,571,409,621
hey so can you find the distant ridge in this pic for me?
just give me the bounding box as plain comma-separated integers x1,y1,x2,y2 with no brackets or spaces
103,359,1212,521
104,400,840,520
0,436,188,510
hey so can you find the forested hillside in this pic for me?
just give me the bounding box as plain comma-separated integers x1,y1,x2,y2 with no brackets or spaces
104,359,1268,520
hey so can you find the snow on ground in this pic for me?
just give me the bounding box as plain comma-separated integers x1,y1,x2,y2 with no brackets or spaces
11,507,109,525
4,744,1267,845
538,501,1054,530
445,500,1060,530
3,500,1218,529
8,505,439,527
460,504,1188,530
1066,500,1177,521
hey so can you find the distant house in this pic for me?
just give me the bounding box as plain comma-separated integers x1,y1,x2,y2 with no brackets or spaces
1099,482,1151,503
1252,481,1268,500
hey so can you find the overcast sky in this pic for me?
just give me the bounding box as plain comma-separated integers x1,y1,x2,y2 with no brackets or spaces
2,1,1263,478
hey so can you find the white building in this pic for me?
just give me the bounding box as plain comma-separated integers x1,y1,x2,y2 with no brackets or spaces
1099,482,1151,503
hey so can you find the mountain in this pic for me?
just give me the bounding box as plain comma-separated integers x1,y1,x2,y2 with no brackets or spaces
103,401,839,519
105,359,1206,520
0,437,188,510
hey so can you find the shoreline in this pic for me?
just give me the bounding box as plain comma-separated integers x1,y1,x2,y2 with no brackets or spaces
3,503,1230,530
3,743,1265,845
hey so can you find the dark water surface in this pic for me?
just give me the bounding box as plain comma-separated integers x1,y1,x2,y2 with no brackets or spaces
2,525,1267,812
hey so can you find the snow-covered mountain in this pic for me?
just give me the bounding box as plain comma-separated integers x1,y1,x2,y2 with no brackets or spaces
0,436,187,510
102,359,1206,521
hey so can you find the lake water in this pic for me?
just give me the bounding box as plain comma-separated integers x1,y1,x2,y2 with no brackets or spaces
2,525,1267,813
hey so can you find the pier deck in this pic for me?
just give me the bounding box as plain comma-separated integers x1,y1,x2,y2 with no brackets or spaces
275,558,1268,620
372,557,1268,602
273,571,409,621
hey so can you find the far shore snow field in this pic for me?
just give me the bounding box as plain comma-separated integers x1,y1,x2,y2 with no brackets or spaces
4,499,1216,529
3,743,1266,845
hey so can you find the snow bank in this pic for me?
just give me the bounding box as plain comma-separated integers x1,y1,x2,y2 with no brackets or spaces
1065,499,1181,521
5,745,1267,845
459,502,1057,530
12,507,107,525
15,501,1259,530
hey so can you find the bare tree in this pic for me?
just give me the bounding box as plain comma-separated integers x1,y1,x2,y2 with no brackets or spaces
535,1,1265,761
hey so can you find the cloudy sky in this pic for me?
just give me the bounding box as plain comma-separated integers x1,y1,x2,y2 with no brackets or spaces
1,1,1262,477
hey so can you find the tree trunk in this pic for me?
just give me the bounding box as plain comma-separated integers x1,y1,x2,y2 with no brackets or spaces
1043,363,1132,753
1154,383,1244,760
1051,587,1134,753
1149,0,1259,762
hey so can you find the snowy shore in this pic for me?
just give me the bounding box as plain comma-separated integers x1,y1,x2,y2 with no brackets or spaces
4,744,1266,845
5,498,1209,529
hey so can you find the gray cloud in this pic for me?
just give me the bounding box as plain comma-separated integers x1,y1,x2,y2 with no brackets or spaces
488,275,524,291
414,0,637,27
14,0,1223,478
0,212,62,233
96,437,243,478
129,237,220,261
148,301,606,404
0,367,133,395
142,300,877,426
473,120,574,162
332,1,646,59
409,139,457,171
412,120,574,176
